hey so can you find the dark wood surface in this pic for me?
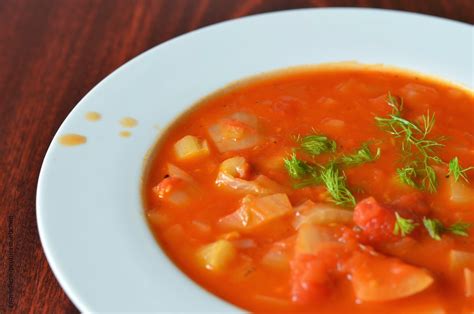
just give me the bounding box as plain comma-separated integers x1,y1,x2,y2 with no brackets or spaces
0,0,472,312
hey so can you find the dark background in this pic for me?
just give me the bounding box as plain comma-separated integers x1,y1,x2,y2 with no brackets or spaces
0,0,472,312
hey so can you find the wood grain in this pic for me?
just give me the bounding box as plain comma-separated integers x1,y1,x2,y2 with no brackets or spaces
0,0,472,312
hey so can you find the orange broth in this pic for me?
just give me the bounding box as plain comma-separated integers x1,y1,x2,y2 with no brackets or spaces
144,66,474,313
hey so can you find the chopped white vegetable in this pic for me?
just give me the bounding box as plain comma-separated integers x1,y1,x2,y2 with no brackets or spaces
261,238,293,271
167,164,194,182
218,156,250,178
153,164,199,206
218,193,292,231
174,135,209,160
295,224,335,255
216,173,286,195
293,201,353,229
208,112,262,152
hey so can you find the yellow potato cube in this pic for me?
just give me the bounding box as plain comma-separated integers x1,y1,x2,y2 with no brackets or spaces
174,135,209,160
197,240,236,271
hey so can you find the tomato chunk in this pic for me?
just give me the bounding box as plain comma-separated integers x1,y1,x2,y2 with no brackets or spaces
353,197,398,243
290,254,334,303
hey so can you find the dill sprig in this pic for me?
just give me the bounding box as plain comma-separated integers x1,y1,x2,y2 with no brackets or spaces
283,153,355,206
448,157,474,182
449,222,472,237
393,212,418,237
283,153,312,179
319,161,356,206
423,217,471,240
340,143,381,166
375,92,444,192
297,134,337,156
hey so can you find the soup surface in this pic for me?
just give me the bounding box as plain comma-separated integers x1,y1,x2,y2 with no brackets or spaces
144,65,474,313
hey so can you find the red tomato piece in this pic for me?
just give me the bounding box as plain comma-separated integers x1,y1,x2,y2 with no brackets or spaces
353,197,399,244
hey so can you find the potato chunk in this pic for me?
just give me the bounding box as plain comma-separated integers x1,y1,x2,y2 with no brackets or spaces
174,135,209,160
197,240,236,271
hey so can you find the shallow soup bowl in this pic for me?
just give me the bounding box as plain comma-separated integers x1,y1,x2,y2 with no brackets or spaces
36,8,473,312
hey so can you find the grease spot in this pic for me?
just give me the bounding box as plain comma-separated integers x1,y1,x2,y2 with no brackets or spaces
59,134,87,146
85,112,101,121
119,130,131,138
120,117,138,128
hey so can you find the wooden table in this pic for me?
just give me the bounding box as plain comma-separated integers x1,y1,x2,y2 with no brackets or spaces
0,0,472,312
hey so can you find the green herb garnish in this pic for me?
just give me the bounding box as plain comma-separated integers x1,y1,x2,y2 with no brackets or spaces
340,143,381,166
448,222,472,237
393,212,418,237
319,161,356,206
283,153,312,179
297,134,337,156
423,217,444,240
448,157,474,182
397,164,419,189
423,217,471,240
375,93,444,192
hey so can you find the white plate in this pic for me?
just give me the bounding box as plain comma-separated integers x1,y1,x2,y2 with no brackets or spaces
37,8,473,312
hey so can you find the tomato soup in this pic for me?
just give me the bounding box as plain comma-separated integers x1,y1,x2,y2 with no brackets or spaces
143,65,474,313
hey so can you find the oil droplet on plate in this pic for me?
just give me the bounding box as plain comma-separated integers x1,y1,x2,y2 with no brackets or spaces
120,117,138,128
119,131,131,138
58,134,87,146
85,111,102,121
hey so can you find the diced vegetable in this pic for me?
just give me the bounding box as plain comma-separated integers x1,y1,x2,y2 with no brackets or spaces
197,239,236,271
349,251,433,302
153,177,190,206
215,155,285,195
216,173,286,195
218,193,292,231
291,254,332,303
295,224,336,255
261,237,294,271
294,201,353,229
261,248,289,271
448,176,474,205
208,112,262,152
174,135,209,160
167,163,194,182
449,250,474,271
353,197,398,243
291,236,345,303
152,164,199,206
464,268,474,297
218,156,250,178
